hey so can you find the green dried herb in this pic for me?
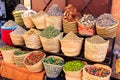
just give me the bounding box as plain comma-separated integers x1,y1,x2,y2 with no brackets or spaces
40,26,60,39
0,46,15,50
63,60,85,71
14,51,29,56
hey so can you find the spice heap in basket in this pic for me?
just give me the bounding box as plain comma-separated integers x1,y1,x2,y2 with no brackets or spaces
23,29,41,49
61,31,83,56
63,60,86,80
31,11,48,30
10,26,26,46
84,35,109,62
23,51,46,72
78,14,96,36
83,64,111,80
22,10,36,28
63,4,81,33
0,46,20,63
96,13,119,38
12,4,27,26
46,4,63,31
40,26,63,53
43,56,64,78
14,50,29,66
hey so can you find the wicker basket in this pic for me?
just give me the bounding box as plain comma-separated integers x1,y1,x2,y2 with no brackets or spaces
63,19,78,33
84,37,109,62
1,49,20,63
13,10,26,26
23,51,46,72
10,33,24,46
40,33,63,53
23,29,42,49
46,16,62,31
83,64,112,80
42,56,64,78
60,31,83,57
96,20,119,38
31,12,48,30
22,16,35,28
14,53,29,67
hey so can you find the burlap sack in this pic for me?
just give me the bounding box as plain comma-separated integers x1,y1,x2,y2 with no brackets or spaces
40,33,63,53
46,16,62,31
31,11,48,29
23,29,41,49
60,32,83,56
83,64,111,80
96,20,119,38
84,36,109,62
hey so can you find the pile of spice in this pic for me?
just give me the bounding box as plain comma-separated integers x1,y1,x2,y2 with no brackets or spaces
24,51,44,65
1,20,18,30
22,10,36,17
85,66,110,77
13,4,27,11
63,60,85,71
25,29,40,35
11,26,26,34
40,26,61,39
96,13,117,27
14,51,29,56
47,4,63,16
79,14,96,28
43,57,64,66
63,4,81,22
31,11,47,18
0,46,15,50
87,35,107,44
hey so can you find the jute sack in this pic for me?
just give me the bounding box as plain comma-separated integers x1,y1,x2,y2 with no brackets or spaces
60,32,83,56
23,29,42,49
40,33,63,53
96,20,119,38
83,64,111,80
84,35,109,62
46,16,62,31
31,11,48,30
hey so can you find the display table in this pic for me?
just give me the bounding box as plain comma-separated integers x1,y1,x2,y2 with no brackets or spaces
0,61,45,80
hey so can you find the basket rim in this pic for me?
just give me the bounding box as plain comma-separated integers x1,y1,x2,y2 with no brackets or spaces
23,51,46,66
42,55,64,67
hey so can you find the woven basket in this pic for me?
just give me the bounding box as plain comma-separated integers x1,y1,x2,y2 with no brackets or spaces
10,33,24,46
22,16,34,28
31,12,47,30
46,16,62,31
23,33,42,49
42,56,64,78
96,20,119,38
63,19,78,33
1,49,20,63
61,39,83,56
13,10,26,26
23,51,46,72
40,33,63,53
83,64,111,80
14,53,29,67
84,37,109,62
